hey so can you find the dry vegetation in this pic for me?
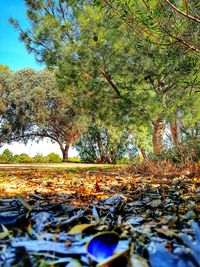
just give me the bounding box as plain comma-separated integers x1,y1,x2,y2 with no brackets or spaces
0,164,199,266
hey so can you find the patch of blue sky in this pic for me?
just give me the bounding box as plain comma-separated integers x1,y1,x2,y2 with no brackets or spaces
0,0,44,70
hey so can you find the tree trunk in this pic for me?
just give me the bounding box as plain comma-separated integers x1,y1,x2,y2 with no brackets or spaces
170,118,181,147
138,145,147,159
104,147,110,163
97,135,106,163
152,119,166,154
61,143,70,162
110,145,115,163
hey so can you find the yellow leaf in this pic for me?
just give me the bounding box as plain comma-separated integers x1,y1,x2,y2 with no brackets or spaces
0,225,10,239
68,224,95,235
97,249,129,267
17,197,32,211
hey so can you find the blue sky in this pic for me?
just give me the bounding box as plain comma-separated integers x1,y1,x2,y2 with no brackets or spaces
0,0,44,70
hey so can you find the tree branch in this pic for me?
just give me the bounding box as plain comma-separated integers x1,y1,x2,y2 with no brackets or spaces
98,68,122,98
164,0,200,23
184,0,189,15
156,17,200,52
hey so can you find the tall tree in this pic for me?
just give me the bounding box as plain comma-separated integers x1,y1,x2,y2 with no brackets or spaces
0,67,13,147
10,0,200,156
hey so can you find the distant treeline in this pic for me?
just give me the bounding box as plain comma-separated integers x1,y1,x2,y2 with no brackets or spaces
0,149,80,164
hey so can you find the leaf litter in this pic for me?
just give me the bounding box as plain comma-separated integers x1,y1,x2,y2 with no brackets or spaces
0,166,199,266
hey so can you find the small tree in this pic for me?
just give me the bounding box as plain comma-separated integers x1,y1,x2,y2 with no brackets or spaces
76,123,130,163
0,149,13,163
17,153,33,163
47,153,62,163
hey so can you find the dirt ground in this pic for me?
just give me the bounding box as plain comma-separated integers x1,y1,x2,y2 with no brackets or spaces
0,164,199,266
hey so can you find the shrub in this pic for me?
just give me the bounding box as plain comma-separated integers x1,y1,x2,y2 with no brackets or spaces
130,139,200,177
17,153,33,163
33,153,49,163
153,139,200,164
117,157,131,164
13,154,20,163
0,149,14,163
47,153,62,163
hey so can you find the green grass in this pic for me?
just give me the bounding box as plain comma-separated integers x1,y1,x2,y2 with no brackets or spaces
60,165,116,173
68,157,81,163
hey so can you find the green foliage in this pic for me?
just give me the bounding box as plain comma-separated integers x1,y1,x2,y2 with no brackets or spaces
0,65,9,72
68,157,81,163
97,0,200,52
0,149,14,163
33,153,49,163
12,154,21,163
15,153,33,163
0,68,89,161
76,123,132,163
47,153,62,163
33,153,80,163
116,156,137,165
7,0,200,160
0,151,64,163
0,68,13,146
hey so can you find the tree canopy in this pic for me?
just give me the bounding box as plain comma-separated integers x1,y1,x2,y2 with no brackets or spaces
5,0,200,160
0,68,88,161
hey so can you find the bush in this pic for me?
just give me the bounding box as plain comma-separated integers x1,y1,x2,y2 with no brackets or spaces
33,153,49,163
0,149,14,163
153,139,200,164
130,139,200,178
47,153,62,163
13,154,20,163
0,151,66,164
17,153,33,163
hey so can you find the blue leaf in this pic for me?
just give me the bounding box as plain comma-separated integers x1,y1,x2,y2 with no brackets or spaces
181,221,200,265
148,243,178,267
87,232,119,262
0,212,18,225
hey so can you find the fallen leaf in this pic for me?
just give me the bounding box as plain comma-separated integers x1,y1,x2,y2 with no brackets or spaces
68,224,96,235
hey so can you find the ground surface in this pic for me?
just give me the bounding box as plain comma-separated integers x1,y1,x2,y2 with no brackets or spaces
0,162,113,169
0,164,199,266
